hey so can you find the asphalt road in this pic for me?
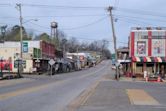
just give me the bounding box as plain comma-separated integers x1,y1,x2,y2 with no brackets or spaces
0,60,111,111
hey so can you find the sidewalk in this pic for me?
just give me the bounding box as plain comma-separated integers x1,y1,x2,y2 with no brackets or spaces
0,73,19,80
70,74,166,111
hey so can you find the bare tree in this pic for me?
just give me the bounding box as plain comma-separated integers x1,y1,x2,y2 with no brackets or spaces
66,37,79,53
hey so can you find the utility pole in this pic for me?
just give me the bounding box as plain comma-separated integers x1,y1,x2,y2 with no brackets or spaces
108,6,119,80
16,3,23,78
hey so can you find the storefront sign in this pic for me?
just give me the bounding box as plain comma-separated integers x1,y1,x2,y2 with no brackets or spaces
14,60,26,68
23,42,28,53
152,39,165,56
137,41,146,55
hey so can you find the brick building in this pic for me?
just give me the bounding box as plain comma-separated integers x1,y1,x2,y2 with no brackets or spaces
129,27,166,78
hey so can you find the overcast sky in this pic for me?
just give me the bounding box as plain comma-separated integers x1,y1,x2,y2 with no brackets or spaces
0,0,166,52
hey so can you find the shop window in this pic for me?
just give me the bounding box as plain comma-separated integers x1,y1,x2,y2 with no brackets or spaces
137,41,146,55
136,63,143,72
146,63,154,74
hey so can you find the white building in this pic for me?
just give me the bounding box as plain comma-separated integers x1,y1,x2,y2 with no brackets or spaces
0,40,55,73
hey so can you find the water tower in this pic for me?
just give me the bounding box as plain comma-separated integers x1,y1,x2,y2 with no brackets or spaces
51,21,59,48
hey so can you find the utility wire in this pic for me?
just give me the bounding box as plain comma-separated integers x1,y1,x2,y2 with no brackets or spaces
24,14,107,18
28,21,49,29
22,4,105,10
26,16,108,31
0,3,12,7
114,14,166,23
117,17,156,26
62,16,108,30
115,7,166,18
68,36,128,44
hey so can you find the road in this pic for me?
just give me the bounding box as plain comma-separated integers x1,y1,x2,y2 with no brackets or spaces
0,60,111,111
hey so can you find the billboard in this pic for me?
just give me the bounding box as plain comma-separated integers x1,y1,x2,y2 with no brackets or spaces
152,39,165,56
137,41,146,55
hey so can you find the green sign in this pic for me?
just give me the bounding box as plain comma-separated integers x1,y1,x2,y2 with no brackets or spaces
33,48,41,58
23,42,28,53
111,54,115,59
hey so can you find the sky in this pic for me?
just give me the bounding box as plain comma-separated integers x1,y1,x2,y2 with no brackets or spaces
0,0,166,52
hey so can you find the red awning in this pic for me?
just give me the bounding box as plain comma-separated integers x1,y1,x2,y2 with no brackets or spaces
132,56,141,62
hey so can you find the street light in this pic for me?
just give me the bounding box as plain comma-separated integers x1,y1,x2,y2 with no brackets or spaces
16,3,38,77
0,25,7,78
0,57,3,78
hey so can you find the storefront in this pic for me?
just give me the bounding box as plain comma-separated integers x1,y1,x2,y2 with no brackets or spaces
131,56,166,78
129,27,166,79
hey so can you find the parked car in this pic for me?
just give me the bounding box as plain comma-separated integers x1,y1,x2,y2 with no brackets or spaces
51,58,72,74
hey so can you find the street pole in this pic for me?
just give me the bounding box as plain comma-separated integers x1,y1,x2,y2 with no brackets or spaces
108,6,119,80
16,3,23,78
0,57,3,78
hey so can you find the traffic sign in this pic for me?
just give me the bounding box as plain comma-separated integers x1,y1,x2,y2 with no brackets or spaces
49,59,55,65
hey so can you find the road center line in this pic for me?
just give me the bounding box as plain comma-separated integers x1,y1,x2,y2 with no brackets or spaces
0,80,66,101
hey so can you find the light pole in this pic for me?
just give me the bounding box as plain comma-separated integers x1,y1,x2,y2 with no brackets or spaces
108,6,119,80
16,3,38,77
0,57,3,78
0,25,7,78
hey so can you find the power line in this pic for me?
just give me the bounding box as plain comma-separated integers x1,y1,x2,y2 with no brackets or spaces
115,7,166,18
22,4,105,10
26,28,47,33
28,21,50,29
0,3,12,7
68,36,128,44
25,16,108,31
115,16,157,26
24,14,107,18
117,17,156,26
24,26,129,45
114,14,166,23
62,16,108,30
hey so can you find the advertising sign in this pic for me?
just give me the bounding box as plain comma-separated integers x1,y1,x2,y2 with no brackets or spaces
137,41,146,55
152,39,165,56
23,42,28,53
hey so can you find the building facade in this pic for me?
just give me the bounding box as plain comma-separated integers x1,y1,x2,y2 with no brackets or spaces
0,40,55,73
129,27,166,78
